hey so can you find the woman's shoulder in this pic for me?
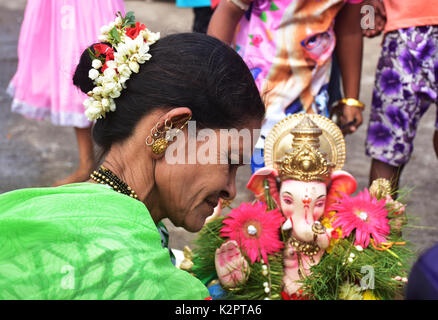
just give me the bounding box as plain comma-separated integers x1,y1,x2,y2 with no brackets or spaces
0,183,209,299
0,182,151,227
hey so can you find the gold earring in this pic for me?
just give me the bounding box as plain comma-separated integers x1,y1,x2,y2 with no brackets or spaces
151,119,175,153
164,119,173,130
152,135,170,155
146,116,191,155
145,120,171,155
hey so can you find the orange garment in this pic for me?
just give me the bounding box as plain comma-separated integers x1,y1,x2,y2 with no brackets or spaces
383,0,438,33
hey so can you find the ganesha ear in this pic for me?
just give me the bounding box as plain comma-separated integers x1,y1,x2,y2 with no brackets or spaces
326,170,357,209
246,167,280,205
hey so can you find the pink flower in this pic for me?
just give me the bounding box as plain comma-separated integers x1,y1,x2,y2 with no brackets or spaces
330,189,390,248
220,202,284,264
251,34,263,48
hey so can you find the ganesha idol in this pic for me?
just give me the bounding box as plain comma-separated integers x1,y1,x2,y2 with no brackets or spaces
214,114,357,297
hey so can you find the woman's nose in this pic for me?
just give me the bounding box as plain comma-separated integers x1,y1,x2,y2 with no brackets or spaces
220,175,237,201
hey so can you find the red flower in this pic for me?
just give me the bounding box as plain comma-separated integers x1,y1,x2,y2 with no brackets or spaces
281,290,308,300
331,229,340,239
101,58,113,72
93,44,114,58
93,44,115,72
125,22,146,40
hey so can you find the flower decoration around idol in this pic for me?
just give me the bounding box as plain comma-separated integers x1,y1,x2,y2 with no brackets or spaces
330,188,391,248
191,114,414,300
84,11,160,121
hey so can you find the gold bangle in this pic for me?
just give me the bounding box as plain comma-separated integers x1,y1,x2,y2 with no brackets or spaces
339,98,365,108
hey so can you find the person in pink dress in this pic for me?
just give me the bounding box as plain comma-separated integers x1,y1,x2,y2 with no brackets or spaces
7,0,125,186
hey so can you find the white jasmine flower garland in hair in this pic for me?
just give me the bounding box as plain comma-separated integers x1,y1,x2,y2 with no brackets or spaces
84,11,160,121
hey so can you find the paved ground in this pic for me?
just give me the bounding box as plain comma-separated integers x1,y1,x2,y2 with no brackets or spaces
1,0,437,257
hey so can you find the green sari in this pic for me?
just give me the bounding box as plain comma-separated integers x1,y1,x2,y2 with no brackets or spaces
0,183,209,299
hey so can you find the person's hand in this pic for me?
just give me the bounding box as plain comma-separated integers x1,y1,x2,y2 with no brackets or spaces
331,99,365,135
362,0,386,38
340,105,363,135
215,240,249,288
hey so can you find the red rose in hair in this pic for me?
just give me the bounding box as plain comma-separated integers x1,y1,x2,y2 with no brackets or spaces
125,22,146,40
93,44,114,59
93,44,115,72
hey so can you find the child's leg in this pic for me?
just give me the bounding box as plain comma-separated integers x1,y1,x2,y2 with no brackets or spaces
52,126,94,186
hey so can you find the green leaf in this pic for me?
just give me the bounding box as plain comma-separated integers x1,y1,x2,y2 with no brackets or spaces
259,11,267,23
125,11,135,22
87,48,105,64
87,48,97,61
270,2,279,11
123,11,136,28
109,26,121,43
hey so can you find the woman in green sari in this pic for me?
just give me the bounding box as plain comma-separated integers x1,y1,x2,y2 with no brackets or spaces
0,16,265,299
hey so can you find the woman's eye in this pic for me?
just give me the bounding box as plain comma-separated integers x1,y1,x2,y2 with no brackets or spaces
283,198,293,205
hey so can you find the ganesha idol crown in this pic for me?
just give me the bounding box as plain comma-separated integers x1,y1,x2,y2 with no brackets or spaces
275,116,336,182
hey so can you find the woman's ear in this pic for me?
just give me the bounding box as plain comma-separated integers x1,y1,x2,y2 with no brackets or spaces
162,107,192,128
247,167,280,205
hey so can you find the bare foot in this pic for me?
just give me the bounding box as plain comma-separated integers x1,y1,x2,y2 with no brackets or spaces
52,164,95,187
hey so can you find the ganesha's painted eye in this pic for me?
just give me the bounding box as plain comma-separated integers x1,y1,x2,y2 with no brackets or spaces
315,200,326,208
283,197,293,205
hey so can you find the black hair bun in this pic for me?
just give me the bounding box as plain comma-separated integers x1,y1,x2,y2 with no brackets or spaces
73,44,98,94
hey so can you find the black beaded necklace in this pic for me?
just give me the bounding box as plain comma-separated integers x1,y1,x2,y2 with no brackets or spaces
90,165,138,199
